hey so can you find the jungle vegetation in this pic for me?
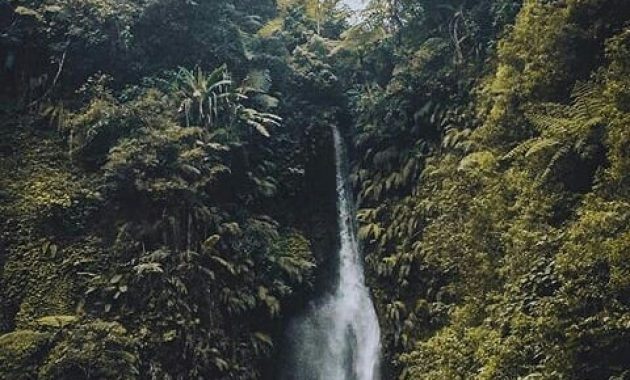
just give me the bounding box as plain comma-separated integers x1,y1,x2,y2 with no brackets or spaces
0,0,628,379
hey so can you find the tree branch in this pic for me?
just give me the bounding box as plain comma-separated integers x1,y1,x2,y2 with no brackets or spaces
28,44,68,108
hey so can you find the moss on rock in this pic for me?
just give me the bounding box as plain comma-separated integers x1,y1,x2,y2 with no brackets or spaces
0,329,51,379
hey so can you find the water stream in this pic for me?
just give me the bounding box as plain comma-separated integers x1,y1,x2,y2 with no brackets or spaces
282,126,381,380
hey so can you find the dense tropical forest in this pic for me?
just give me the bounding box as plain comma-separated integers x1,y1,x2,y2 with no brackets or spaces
0,0,629,379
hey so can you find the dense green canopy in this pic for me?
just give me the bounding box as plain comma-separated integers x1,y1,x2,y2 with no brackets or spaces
1,0,628,379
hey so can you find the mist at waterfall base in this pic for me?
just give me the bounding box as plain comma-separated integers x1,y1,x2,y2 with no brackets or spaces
280,127,381,380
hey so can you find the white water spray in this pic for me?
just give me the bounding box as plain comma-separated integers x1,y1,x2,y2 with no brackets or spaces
282,126,381,380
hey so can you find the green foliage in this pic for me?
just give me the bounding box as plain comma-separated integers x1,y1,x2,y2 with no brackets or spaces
39,320,139,380
173,65,233,128
0,319,139,380
0,0,326,377
347,0,630,378
171,65,281,137
0,329,51,379
2,0,630,378
270,232,316,284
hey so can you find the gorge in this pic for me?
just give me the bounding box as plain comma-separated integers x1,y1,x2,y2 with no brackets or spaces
1,0,629,379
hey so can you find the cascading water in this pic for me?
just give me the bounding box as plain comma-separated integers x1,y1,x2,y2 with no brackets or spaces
282,126,381,380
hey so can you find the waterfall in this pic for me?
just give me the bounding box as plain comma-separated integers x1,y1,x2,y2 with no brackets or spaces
282,126,381,380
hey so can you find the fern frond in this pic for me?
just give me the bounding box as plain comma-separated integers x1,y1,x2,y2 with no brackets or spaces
539,144,571,182
525,137,560,157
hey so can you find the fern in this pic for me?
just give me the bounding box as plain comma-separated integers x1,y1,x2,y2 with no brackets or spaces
520,81,606,183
